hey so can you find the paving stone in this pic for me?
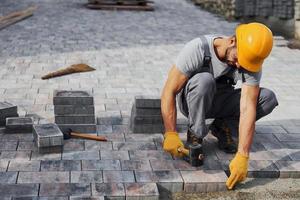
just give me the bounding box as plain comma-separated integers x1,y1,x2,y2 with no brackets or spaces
71,171,103,183
181,170,227,192
131,124,164,134
54,105,95,115
113,142,157,150
31,151,62,160
247,160,280,178
0,141,18,150
63,140,85,151
150,160,175,171
92,183,125,198
58,124,97,134
0,183,39,197
250,149,292,161
135,170,183,192
103,170,135,183
100,150,129,160
0,102,18,126
257,134,285,150
1,133,34,141
96,111,122,125
129,150,172,160
33,123,63,148
124,134,163,142
82,160,121,170
8,161,40,172
55,115,96,124
12,197,68,200
0,161,9,171
39,183,91,197
5,117,33,133
53,90,94,105
255,125,288,134
70,197,104,200
0,172,18,183
125,183,159,200
62,151,99,160
41,160,81,171
97,125,113,134
0,151,31,161
274,160,300,178
17,141,37,151
18,171,69,183
274,133,300,142
135,96,161,109
132,115,163,125
121,160,151,171
282,142,300,149
280,125,300,134
38,146,63,154
134,108,162,116
85,140,113,151
289,150,300,160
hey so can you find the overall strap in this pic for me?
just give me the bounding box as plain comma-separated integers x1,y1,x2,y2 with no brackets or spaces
199,36,213,75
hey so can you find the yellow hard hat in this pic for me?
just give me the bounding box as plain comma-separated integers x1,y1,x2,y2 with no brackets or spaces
236,22,273,72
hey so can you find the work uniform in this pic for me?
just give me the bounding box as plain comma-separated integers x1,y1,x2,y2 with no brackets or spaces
176,35,279,139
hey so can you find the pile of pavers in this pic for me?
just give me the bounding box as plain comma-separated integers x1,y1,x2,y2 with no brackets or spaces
5,117,33,133
130,96,164,133
0,102,18,126
53,90,97,134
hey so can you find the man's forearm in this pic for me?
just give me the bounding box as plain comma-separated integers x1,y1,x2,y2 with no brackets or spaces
161,92,177,132
238,106,256,156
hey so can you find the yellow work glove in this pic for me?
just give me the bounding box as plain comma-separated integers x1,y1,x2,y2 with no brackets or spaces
226,152,249,190
163,131,184,157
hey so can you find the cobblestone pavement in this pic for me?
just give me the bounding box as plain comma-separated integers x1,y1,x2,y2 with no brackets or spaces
0,0,300,199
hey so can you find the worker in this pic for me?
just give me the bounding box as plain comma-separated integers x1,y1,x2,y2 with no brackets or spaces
161,22,278,189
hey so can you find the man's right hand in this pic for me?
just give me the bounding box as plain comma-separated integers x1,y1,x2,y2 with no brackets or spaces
163,131,184,157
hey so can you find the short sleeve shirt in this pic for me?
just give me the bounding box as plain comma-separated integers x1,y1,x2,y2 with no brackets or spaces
175,35,262,86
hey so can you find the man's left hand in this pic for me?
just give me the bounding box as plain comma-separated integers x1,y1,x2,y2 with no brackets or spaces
226,152,249,190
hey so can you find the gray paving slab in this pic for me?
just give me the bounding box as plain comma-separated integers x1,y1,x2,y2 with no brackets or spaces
18,171,69,183
0,183,39,198
0,172,18,183
113,142,157,151
0,151,31,161
62,151,100,160
53,90,94,105
125,183,159,200
33,123,63,148
5,117,33,133
121,160,152,171
0,102,18,126
63,140,85,151
54,105,95,115
0,141,18,150
103,170,135,183
39,183,91,197
92,183,125,198
274,160,300,178
8,160,40,172
71,171,103,183
85,140,113,151
129,150,173,160
41,160,81,171
100,150,130,160
135,96,161,109
0,161,9,171
82,160,121,171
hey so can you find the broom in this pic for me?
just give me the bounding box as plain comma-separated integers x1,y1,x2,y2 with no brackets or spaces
41,64,96,80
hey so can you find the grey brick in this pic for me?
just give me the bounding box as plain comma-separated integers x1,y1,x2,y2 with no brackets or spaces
0,161,9,171
31,151,62,161
275,160,300,178
63,139,85,151
124,133,163,142
1,133,34,142
85,140,113,151
121,160,151,171
132,115,163,125
54,105,95,115
53,90,94,105
8,161,40,172
58,124,97,134
33,123,63,148
0,183,39,197
131,124,164,133
113,142,157,150
282,142,300,149
274,133,300,142
150,160,175,171
135,107,161,116
41,160,81,171
135,170,183,192
250,149,292,161
71,171,103,183
70,197,104,200
255,125,288,134
17,141,37,151
96,111,122,125
181,170,227,192
247,160,280,178
5,117,33,133
171,160,198,171
0,141,18,150
38,146,63,154
125,183,159,200
135,96,161,109
289,150,300,160
82,160,121,170
103,170,135,183
257,134,285,150
18,171,69,183
129,150,172,160
0,151,31,161
92,183,125,197
55,115,95,124
0,102,18,126
0,172,18,183
62,151,99,160
100,150,129,160
40,183,91,197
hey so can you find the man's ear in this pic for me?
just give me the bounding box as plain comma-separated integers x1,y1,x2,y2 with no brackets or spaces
229,35,236,48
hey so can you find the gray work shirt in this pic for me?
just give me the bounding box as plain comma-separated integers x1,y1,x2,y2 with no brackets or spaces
175,35,262,86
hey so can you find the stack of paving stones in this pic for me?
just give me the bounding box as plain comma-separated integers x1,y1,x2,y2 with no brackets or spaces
130,96,164,133
5,117,33,133
53,90,96,134
33,123,64,153
0,102,18,126
273,0,294,19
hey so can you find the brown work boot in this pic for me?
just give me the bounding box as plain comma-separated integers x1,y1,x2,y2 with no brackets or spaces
209,119,237,153
185,128,203,147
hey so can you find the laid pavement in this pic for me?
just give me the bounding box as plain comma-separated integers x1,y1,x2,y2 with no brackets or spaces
0,0,300,199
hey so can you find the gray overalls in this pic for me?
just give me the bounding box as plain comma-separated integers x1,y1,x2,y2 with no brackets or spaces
177,36,279,139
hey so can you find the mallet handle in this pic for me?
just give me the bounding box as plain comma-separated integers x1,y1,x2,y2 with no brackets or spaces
70,132,107,141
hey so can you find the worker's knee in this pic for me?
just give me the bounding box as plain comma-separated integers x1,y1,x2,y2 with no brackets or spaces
258,88,278,116
187,72,216,96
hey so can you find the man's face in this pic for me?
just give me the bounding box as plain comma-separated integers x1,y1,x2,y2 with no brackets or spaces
225,39,241,69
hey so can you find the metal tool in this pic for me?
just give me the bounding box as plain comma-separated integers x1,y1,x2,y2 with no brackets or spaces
178,144,204,166
63,128,107,141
